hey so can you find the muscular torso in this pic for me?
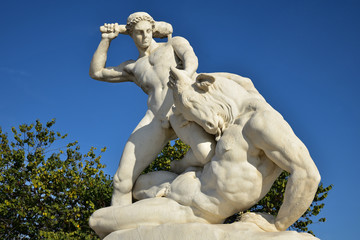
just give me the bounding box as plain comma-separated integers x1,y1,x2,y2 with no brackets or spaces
125,42,180,122
167,109,282,222
128,56,283,221
202,120,281,215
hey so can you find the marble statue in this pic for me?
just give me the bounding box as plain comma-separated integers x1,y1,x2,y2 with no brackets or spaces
89,12,321,240
89,12,215,207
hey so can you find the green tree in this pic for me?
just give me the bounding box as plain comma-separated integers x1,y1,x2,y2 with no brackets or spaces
0,119,112,239
147,139,332,236
0,120,331,238
143,139,190,173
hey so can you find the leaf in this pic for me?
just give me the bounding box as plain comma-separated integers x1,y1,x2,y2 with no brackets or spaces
0,120,112,239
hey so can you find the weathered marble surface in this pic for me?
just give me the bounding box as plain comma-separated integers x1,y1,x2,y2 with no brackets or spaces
104,222,319,240
89,11,321,239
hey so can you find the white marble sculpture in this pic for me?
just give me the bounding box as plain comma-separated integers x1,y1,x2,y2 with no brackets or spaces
89,12,321,240
89,12,215,207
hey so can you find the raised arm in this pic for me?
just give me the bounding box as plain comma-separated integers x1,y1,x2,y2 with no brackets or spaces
89,23,135,83
171,37,198,77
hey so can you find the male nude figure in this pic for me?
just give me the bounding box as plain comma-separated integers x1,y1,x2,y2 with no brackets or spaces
89,12,215,206
89,68,321,238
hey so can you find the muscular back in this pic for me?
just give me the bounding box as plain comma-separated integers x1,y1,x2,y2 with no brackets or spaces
166,67,284,220
165,119,282,222
168,66,320,230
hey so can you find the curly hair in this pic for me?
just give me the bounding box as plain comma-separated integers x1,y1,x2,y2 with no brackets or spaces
126,12,155,35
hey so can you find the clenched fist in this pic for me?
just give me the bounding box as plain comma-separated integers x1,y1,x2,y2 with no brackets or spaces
100,23,126,40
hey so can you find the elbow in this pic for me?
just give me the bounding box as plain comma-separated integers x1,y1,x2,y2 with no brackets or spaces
307,168,321,194
311,168,321,186
89,70,103,81
292,163,321,188
305,161,321,186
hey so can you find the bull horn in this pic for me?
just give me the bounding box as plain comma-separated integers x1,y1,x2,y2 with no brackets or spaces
170,67,190,82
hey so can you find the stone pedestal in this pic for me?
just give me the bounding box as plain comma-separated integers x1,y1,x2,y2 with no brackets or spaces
104,221,319,240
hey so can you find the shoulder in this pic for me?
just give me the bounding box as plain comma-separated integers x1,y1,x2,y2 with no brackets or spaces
171,36,191,48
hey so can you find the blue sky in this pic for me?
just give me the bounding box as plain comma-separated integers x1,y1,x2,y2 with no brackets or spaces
1,0,359,239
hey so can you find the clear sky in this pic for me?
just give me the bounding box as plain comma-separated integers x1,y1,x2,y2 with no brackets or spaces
1,0,359,239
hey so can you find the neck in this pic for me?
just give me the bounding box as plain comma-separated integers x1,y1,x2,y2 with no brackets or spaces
137,39,159,58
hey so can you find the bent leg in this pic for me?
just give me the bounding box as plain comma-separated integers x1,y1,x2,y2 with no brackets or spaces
112,110,175,206
89,198,209,238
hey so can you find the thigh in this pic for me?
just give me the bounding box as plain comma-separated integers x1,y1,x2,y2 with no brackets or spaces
116,110,175,183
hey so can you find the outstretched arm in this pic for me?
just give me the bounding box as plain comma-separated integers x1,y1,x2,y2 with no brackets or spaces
245,110,321,231
89,23,135,83
172,37,198,77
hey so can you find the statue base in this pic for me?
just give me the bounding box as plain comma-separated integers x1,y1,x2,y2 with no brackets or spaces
103,221,319,240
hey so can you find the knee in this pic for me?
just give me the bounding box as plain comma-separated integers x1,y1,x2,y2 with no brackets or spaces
89,211,101,232
292,164,321,189
113,174,133,194
89,211,108,239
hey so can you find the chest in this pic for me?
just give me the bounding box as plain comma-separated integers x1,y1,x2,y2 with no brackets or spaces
130,44,178,88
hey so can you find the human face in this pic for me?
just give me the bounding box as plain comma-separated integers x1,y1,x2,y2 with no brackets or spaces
131,21,153,49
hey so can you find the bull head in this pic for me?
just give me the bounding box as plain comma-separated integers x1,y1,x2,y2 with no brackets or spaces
169,67,216,93
169,67,224,141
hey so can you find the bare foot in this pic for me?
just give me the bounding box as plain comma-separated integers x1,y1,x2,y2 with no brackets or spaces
240,212,279,232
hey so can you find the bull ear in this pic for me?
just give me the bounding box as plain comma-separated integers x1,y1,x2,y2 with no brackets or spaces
196,74,215,92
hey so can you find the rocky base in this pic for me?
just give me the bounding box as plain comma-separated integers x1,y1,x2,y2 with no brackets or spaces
103,221,319,240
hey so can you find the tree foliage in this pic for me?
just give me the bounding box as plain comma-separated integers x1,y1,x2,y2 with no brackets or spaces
0,120,331,238
143,140,190,173
147,139,332,236
0,120,112,239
